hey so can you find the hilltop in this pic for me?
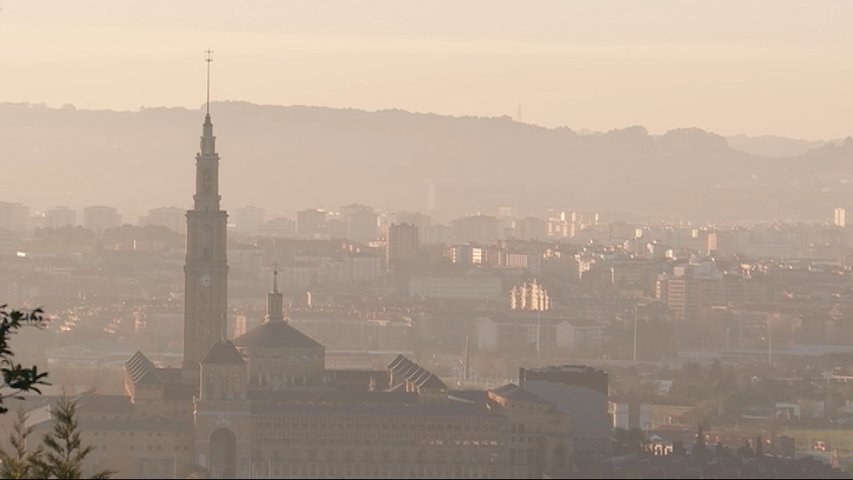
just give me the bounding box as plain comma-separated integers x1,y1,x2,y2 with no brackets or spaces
2,101,850,221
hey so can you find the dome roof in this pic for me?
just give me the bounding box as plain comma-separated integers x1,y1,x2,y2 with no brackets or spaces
233,320,323,350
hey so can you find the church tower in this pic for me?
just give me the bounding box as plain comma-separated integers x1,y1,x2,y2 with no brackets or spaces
266,266,284,323
183,50,229,372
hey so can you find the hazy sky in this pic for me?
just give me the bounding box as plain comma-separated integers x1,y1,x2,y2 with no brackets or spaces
2,0,852,139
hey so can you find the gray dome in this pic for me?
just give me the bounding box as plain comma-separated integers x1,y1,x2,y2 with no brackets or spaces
233,321,323,350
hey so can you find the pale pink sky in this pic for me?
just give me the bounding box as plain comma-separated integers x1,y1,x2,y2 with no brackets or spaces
2,0,852,139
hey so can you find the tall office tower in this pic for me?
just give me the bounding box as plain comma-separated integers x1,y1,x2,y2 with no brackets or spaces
386,223,419,271
834,207,846,228
183,53,229,372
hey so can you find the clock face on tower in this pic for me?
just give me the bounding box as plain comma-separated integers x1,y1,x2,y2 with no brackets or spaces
200,274,212,287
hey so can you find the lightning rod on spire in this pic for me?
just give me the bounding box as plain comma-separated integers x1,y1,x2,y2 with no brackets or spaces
205,49,214,115
273,263,279,293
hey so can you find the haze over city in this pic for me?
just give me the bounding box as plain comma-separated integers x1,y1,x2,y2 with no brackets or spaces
1,2,853,479
3,1,853,138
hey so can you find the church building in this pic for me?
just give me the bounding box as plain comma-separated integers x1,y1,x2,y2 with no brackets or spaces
81,56,576,479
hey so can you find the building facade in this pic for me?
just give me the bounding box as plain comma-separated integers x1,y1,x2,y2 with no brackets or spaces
519,365,610,462
44,206,77,228
340,204,380,243
386,223,419,271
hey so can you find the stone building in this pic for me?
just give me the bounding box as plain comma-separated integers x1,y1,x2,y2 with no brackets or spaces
16,81,579,479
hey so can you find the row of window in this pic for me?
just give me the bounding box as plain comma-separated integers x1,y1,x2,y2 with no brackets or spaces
255,427,501,439
252,452,510,470
253,437,503,447
99,444,191,453
251,462,513,479
253,419,499,432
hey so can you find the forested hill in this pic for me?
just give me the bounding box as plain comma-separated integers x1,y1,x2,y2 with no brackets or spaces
2,101,850,221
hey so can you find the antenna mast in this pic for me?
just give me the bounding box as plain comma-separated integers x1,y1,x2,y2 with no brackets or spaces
205,49,214,114
273,263,279,293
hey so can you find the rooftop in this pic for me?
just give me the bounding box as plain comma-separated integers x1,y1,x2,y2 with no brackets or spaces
252,399,499,419
124,351,159,385
523,364,606,375
234,320,323,350
491,383,550,405
202,340,245,365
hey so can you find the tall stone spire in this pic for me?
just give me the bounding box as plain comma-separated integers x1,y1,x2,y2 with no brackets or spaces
200,49,216,157
183,50,229,372
266,265,285,324
195,49,219,211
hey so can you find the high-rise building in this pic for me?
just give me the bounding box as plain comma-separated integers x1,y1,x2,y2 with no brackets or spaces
514,216,547,241
656,264,771,320
834,207,846,228
386,223,419,271
707,232,719,255
511,279,551,311
182,92,229,371
83,205,121,234
296,208,328,238
340,203,379,243
390,211,431,244
44,206,77,229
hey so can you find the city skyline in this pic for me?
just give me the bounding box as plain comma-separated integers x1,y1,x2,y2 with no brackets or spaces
3,3,853,478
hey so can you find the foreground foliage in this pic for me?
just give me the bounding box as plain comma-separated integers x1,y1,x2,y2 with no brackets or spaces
0,305,49,415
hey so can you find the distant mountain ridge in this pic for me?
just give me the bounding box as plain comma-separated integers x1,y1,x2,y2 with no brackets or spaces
724,134,834,158
1,101,851,222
